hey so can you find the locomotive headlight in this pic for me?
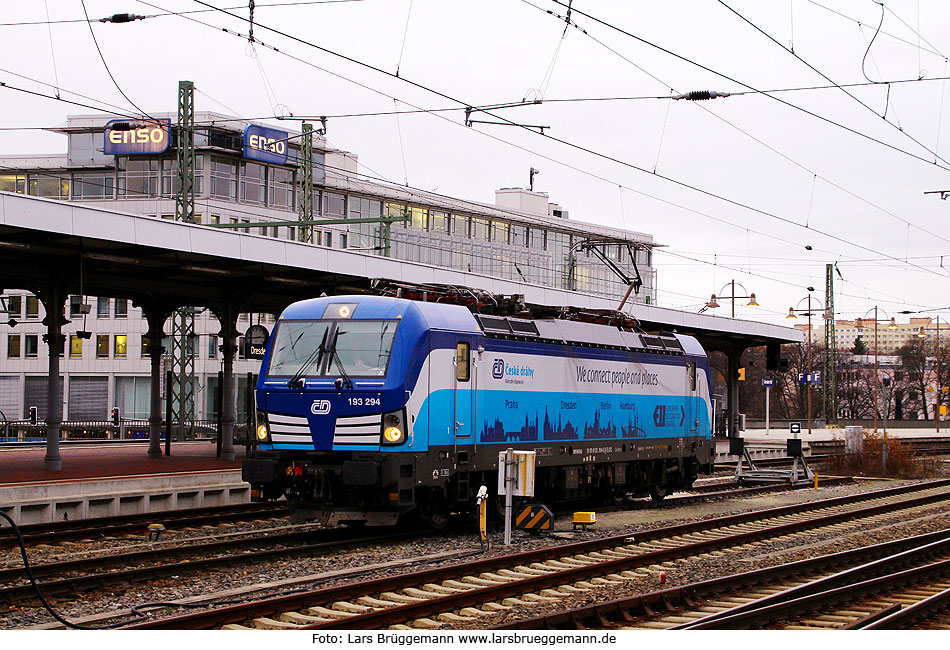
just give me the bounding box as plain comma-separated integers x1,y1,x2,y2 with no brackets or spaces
381,409,406,445
256,424,269,441
383,426,403,443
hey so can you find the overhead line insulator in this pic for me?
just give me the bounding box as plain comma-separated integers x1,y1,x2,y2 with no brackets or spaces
673,90,730,101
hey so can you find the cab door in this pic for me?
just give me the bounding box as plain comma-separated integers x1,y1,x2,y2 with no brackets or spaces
687,360,698,433
453,340,474,444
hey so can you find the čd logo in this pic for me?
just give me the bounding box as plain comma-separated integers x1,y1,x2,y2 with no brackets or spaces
492,359,505,379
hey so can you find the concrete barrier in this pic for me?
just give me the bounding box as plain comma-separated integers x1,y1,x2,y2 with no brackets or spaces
0,470,250,525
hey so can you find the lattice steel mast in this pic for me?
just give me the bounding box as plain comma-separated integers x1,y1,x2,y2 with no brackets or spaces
823,263,837,426
172,80,197,438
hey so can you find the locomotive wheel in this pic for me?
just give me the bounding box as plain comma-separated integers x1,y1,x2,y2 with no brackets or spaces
649,484,669,502
425,499,450,530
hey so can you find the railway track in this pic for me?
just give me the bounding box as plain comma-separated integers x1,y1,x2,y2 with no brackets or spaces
0,502,289,549
0,525,405,603
1,478,847,607
118,478,950,630
498,530,950,630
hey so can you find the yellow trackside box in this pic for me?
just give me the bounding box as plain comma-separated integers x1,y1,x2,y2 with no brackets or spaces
573,512,596,525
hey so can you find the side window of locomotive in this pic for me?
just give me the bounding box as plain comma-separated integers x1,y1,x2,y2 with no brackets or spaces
455,342,471,382
688,362,697,391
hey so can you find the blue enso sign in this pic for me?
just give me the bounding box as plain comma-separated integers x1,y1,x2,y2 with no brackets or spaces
104,119,171,155
243,125,289,165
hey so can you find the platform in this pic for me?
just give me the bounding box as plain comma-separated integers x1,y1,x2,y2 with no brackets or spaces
0,442,249,525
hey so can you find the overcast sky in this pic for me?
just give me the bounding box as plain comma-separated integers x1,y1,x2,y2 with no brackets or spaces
2,1,949,328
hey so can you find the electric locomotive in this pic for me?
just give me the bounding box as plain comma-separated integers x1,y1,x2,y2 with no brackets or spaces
242,294,715,526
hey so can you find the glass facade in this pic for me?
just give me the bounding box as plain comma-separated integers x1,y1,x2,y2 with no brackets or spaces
0,115,654,425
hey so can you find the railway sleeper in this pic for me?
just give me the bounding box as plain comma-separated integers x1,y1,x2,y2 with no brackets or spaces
280,611,334,624
461,575,503,587
333,600,372,613
306,605,355,618
402,587,443,599
459,606,494,617
252,617,304,629
380,591,428,603
357,595,399,608
479,572,519,582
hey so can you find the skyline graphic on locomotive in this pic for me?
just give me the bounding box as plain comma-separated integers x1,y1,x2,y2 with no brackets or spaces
242,295,715,527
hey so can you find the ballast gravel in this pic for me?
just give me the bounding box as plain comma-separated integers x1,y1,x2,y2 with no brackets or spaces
1,473,948,630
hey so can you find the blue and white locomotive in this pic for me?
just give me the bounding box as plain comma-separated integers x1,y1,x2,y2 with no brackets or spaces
242,295,715,526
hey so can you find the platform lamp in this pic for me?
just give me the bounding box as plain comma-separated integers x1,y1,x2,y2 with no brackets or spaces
704,280,759,318
854,307,898,433
786,290,831,435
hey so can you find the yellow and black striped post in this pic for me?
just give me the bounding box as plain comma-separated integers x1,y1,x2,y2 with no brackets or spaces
514,504,553,534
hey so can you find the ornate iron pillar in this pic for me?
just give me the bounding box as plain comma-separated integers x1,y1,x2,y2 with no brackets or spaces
726,346,742,439
139,302,173,458
37,284,67,471
211,302,240,461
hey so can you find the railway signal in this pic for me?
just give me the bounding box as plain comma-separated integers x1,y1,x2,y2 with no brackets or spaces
29,406,37,425
111,407,120,426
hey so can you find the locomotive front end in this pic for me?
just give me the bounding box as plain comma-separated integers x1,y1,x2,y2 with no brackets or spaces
242,297,423,525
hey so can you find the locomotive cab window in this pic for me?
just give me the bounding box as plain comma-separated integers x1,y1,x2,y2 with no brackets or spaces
688,361,697,391
455,342,470,382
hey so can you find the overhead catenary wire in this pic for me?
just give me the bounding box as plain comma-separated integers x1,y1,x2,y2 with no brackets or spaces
130,0,950,283
527,1,950,249
715,0,950,169
543,0,950,173
5,1,944,308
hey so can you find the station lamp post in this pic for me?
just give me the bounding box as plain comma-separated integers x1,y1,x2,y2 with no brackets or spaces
855,307,898,433
916,316,946,432
705,280,759,318
786,291,830,435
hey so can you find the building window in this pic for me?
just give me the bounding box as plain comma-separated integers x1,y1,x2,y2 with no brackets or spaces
96,335,110,358
348,196,383,249
240,162,266,204
430,210,449,233
410,206,428,230
210,156,238,200
269,167,295,209
69,335,83,358
25,335,38,358
323,191,345,216
7,334,20,358
208,335,218,359
69,295,88,317
25,296,39,319
472,218,490,241
0,174,26,194
72,172,114,199
117,158,160,197
114,335,127,358
114,299,128,318
5,295,21,318
492,221,509,244
510,224,526,247
28,175,69,199
97,297,110,318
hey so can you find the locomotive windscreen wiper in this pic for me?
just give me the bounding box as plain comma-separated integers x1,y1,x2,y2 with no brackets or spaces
287,327,328,389
328,329,354,389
